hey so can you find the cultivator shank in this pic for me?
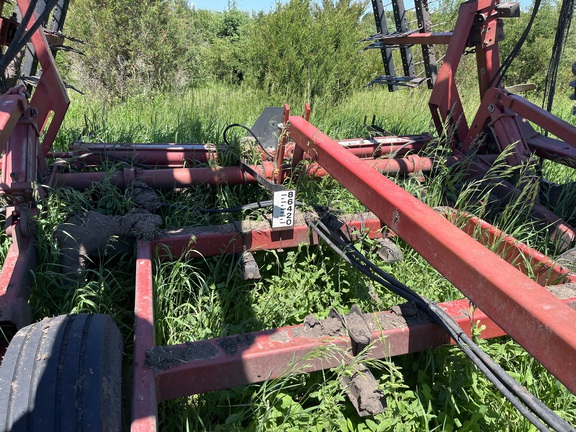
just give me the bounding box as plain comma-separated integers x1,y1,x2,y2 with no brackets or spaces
0,0,576,431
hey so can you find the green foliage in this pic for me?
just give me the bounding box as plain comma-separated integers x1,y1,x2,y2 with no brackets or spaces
239,0,380,102
498,0,576,93
65,0,204,98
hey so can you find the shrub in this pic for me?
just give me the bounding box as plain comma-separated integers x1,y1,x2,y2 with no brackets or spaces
64,0,203,99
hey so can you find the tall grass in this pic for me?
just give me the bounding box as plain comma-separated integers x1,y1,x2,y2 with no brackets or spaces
12,82,576,430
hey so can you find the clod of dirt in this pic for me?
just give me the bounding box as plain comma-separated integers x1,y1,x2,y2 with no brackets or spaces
547,283,576,301
344,305,371,346
127,180,162,211
556,247,576,272
294,314,345,338
146,342,219,371
56,209,163,281
342,364,386,416
120,209,163,240
56,211,124,279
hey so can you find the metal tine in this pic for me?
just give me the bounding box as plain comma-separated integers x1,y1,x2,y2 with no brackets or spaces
430,21,447,28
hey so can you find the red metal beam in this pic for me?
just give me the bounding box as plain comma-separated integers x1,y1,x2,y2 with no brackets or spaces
153,293,576,400
287,115,576,393
0,226,35,331
376,32,452,46
18,0,70,156
131,242,158,432
54,153,452,190
440,209,576,286
152,213,383,260
49,143,222,167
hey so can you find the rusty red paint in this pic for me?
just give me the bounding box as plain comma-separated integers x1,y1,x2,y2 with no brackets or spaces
17,0,70,155
54,151,446,190
442,210,576,286
152,215,383,260
0,227,35,330
287,115,576,393
49,143,221,167
153,294,576,400
132,241,158,432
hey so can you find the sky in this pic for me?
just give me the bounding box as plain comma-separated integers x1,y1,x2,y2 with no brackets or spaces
189,0,285,12
189,0,533,13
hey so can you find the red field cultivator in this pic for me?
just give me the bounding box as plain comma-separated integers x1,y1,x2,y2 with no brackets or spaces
0,0,575,430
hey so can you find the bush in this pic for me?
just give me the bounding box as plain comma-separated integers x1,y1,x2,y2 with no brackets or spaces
65,0,203,99
238,0,381,102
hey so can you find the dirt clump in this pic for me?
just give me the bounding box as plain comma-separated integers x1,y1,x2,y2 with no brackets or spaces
556,247,576,272
127,180,162,211
146,342,219,371
294,314,345,338
56,208,162,281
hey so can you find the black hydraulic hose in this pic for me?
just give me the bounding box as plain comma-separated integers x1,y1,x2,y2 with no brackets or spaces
223,123,275,160
542,0,574,112
0,0,38,74
492,0,542,88
308,217,575,432
162,199,306,214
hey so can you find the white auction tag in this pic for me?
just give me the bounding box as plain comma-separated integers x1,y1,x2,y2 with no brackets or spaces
272,190,296,229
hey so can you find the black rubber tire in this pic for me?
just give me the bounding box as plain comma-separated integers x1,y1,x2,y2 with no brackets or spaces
0,314,123,432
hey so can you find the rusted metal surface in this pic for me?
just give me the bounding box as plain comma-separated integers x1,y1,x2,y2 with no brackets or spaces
1,103,41,202
152,213,383,260
0,224,35,331
54,152,450,190
131,241,158,432
0,86,28,153
149,292,576,400
48,142,222,167
440,209,576,286
287,115,576,393
18,0,69,155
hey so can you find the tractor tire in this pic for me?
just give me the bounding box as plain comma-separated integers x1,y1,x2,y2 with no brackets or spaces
0,314,123,432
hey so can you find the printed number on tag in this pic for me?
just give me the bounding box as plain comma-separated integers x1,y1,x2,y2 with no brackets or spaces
272,190,296,229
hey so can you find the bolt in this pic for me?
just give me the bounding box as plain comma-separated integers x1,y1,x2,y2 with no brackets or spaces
488,104,495,113
10,172,19,180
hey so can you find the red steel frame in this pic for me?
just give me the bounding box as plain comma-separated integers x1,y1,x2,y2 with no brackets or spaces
130,213,576,431
0,0,576,431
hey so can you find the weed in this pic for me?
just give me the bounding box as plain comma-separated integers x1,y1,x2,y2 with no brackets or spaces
14,83,576,430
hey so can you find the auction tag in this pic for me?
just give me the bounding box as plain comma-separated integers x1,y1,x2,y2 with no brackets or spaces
272,189,296,229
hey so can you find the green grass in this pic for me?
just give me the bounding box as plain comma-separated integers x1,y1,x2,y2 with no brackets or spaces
14,83,576,430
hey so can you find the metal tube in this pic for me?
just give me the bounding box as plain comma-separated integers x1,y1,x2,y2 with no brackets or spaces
131,241,157,432
288,115,576,393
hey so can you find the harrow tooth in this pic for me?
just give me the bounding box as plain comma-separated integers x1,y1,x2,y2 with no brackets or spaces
341,364,387,417
376,237,404,263
238,251,261,280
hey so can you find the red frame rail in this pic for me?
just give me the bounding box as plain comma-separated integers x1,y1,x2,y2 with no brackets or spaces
130,212,576,431
286,115,576,393
0,0,575,430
